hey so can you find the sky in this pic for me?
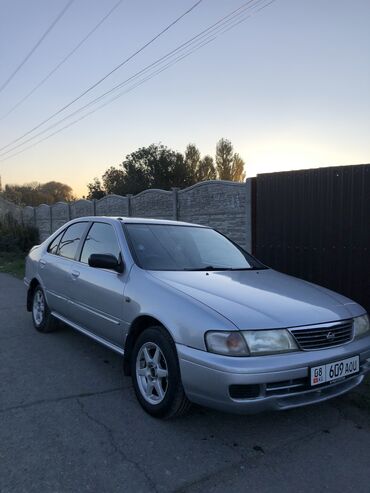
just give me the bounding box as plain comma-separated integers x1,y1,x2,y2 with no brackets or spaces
0,0,369,196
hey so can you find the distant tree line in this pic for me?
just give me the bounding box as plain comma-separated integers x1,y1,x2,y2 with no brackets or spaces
87,138,246,199
0,138,246,205
0,181,74,206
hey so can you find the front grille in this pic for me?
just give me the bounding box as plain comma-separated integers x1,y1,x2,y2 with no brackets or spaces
265,378,308,396
290,320,353,350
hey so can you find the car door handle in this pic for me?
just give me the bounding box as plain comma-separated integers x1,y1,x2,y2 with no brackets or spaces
71,270,80,279
39,259,47,268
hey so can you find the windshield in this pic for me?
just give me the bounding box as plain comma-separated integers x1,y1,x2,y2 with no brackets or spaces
124,224,266,271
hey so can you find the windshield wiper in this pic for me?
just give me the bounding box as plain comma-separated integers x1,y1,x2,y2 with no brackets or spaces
183,266,230,271
183,266,265,271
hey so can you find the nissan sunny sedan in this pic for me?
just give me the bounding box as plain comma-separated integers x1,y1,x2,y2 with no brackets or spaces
25,217,370,418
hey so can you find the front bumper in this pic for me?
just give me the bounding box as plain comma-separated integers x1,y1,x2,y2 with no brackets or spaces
176,336,370,414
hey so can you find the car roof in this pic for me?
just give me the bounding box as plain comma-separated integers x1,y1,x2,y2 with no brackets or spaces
71,216,207,227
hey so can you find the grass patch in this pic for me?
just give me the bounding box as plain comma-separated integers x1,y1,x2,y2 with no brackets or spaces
0,213,37,279
0,252,25,279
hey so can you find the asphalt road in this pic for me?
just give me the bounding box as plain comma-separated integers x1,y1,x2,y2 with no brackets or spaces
1,273,370,493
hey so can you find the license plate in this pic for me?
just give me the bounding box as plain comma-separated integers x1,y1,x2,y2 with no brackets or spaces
310,355,360,386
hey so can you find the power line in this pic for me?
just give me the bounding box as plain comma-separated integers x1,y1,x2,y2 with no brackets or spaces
0,0,268,158
0,0,277,162
0,38,223,162
0,28,223,158
0,0,273,159
0,0,265,157
1,0,124,121
0,0,203,154
76,0,270,118
0,0,75,96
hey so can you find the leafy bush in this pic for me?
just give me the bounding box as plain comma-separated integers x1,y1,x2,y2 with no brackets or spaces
0,213,39,253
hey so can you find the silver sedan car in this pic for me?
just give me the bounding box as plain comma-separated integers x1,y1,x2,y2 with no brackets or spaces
25,217,370,418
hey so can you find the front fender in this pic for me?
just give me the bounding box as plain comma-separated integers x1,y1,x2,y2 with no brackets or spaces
25,249,49,311
123,266,237,351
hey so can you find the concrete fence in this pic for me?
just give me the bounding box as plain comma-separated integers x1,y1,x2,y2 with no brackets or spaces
0,179,253,250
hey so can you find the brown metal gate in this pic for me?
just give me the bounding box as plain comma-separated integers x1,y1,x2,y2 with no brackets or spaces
254,164,370,314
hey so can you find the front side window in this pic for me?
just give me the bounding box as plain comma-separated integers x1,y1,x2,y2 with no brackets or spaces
80,222,121,264
58,222,87,260
125,224,265,271
47,231,63,255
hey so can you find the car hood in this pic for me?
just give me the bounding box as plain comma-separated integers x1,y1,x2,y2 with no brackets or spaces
148,269,364,329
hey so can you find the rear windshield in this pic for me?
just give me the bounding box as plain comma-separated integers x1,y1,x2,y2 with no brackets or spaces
124,224,266,271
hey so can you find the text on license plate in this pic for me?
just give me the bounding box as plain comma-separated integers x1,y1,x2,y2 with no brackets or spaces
310,355,359,386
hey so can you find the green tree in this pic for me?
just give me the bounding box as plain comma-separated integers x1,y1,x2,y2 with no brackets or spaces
102,167,126,195
39,181,74,203
216,138,234,180
197,155,217,181
216,138,246,182
86,140,246,198
90,144,194,196
184,144,200,183
231,153,246,182
121,144,181,193
2,181,73,206
86,178,106,200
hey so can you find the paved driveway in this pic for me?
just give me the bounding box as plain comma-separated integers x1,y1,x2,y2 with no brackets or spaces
1,273,370,493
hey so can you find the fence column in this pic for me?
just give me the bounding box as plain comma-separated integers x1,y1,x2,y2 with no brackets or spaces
172,188,179,221
127,195,132,217
49,206,53,234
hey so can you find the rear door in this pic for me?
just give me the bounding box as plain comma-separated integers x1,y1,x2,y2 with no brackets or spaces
67,221,128,347
39,222,89,317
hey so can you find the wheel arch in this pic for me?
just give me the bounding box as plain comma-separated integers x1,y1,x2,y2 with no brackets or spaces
27,278,41,311
123,315,174,376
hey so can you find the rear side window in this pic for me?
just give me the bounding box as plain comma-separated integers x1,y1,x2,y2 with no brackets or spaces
47,231,63,255
80,222,121,264
58,222,87,260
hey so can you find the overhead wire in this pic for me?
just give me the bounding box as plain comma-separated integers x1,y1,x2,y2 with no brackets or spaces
1,37,220,162
1,0,124,120
0,0,266,157
0,0,277,162
0,0,75,95
0,0,203,153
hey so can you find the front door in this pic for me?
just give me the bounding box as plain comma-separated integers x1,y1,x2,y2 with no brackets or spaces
67,221,128,348
40,222,88,317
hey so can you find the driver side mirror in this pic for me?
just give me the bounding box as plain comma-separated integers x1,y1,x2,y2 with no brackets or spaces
88,253,124,273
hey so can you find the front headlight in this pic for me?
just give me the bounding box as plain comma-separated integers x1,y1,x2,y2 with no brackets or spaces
205,329,299,356
205,331,249,356
354,314,370,339
242,329,298,355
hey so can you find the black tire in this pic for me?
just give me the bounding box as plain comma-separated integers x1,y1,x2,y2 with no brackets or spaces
131,326,191,419
31,285,58,333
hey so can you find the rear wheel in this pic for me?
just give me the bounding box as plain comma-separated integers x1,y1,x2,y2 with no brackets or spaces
131,326,191,419
31,286,58,333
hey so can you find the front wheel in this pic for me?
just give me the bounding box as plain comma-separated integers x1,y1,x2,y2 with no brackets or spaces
131,326,191,419
31,286,58,333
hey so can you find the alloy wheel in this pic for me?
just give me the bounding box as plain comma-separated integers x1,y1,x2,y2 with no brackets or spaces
136,342,169,404
33,290,45,326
